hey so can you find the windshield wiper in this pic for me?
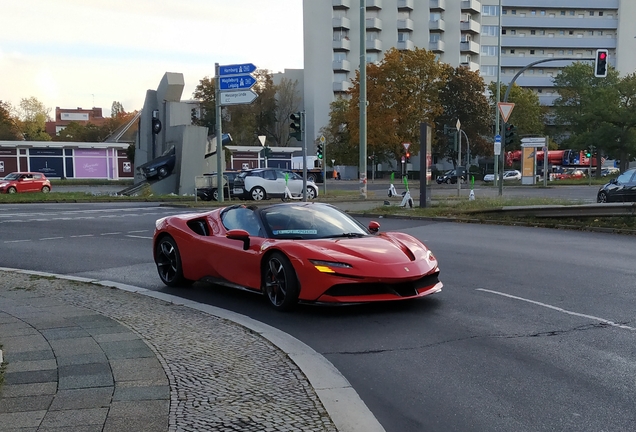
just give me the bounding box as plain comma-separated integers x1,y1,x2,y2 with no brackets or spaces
325,232,366,239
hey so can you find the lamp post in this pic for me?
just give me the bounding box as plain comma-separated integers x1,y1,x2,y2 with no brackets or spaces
495,0,502,193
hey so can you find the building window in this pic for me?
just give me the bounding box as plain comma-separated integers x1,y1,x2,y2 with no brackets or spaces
502,9,507,15
482,6,498,16
559,30,565,35
398,32,410,42
599,11,603,16
567,50,573,55
430,12,441,21
537,88,543,93
530,49,535,54
510,49,515,54
538,50,544,55
334,52,346,61
540,30,545,35
558,50,564,55
569,10,575,16
560,10,565,16
569,30,574,35
511,29,516,35
511,10,516,15
531,30,536,35
502,29,507,35
480,66,497,76
599,30,604,36
589,11,594,16
540,10,546,15
588,30,594,36
429,33,440,42
481,46,498,56
531,10,536,15
483,25,499,36
366,53,379,63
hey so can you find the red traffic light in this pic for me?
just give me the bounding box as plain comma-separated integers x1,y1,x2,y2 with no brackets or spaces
599,52,607,60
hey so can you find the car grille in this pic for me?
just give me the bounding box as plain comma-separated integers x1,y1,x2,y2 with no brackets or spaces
324,271,440,298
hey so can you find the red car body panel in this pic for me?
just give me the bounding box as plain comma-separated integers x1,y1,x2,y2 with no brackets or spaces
153,206,442,305
0,172,51,193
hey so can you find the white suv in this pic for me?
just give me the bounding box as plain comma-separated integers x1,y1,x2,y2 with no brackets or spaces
233,168,319,201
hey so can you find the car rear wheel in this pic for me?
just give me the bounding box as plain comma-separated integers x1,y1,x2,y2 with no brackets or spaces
41,186,50,193
263,252,299,311
445,178,451,184
154,236,192,287
251,186,266,201
158,167,169,179
598,191,608,203
7,186,17,194
212,188,219,201
306,187,317,200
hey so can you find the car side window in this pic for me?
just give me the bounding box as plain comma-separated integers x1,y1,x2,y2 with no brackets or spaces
616,171,633,184
222,207,262,237
264,170,276,181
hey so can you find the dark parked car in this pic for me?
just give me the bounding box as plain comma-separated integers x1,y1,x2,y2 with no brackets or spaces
138,146,175,179
436,169,466,184
197,170,241,201
597,168,636,203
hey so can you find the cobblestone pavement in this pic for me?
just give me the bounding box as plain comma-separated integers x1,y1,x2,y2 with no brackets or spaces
0,271,339,432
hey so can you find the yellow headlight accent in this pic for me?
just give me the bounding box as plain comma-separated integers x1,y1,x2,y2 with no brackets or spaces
314,265,336,273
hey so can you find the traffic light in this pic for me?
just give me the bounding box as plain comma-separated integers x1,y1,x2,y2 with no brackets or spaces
406,152,410,163
504,124,516,147
316,143,323,159
594,49,608,78
290,112,302,141
585,149,592,158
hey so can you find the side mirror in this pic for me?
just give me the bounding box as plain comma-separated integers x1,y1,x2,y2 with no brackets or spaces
226,229,250,250
368,221,380,233
610,179,618,185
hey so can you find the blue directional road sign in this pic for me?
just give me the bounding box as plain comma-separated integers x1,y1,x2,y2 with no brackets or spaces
219,75,256,91
219,63,257,76
495,134,501,143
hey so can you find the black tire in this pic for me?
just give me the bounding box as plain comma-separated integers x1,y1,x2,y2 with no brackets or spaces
306,187,317,200
212,188,219,201
263,252,299,311
307,174,316,182
598,192,608,203
445,178,451,184
154,236,192,287
7,186,16,194
158,166,169,179
41,186,50,193
251,186,266,201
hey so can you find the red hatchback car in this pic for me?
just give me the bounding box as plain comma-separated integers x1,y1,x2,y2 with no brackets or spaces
0,172,52,194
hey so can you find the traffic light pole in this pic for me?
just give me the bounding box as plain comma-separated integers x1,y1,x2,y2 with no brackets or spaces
499,56,595,196
214,63,225,203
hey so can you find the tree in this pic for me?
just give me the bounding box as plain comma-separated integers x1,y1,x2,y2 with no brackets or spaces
192,76,218,133
346,47,447,166
318,98,357,166
16,97,51,141
436,66,492,164
111,101,125,119
0,100,22,140
272,78,302,146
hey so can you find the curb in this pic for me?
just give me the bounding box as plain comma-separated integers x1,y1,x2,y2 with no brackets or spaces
0,267,385,432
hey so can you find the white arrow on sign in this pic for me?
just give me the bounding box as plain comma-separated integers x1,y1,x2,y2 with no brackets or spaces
220,90,258,106
498,102,515,123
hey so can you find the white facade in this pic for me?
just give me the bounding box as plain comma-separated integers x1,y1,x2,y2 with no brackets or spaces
297,0,636,151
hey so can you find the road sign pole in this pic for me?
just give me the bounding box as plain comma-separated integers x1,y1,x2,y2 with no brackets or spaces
215,63,224,203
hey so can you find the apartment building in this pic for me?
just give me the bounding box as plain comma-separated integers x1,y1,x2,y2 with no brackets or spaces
299,0,636,150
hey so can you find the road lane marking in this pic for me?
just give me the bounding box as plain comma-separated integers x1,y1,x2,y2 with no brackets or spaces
70,234,94,238
40,237,64,241
3,239,31,243
127,230,149,233
126,235,153,239
100,232,122,235
477,289,636,332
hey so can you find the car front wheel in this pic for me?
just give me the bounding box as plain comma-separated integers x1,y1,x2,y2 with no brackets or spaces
251,186,266,201
7,186,16,194
154,236,192,287
41,186,50,193
158,167,169,179
306,187,317,200
263,252,299,311
597,191,608,203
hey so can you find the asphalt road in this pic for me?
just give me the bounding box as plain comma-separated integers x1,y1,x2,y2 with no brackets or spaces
1,201,634,431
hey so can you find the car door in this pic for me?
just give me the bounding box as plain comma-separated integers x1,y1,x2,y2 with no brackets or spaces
287,171,305,195
32,174,45,191
17,174,34,192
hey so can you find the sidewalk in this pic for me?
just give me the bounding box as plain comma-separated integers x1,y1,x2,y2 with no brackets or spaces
0,269,384,432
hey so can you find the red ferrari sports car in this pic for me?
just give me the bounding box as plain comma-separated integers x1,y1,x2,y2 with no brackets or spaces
153,202,442,311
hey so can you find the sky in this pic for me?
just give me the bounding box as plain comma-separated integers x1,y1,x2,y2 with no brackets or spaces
1,0,303,117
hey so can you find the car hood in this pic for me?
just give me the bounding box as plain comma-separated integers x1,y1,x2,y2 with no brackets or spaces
302,233,432,265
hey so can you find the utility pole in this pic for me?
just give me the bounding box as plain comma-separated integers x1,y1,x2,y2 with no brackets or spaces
495,0,502,191
359,0,367,199
456,119,462,197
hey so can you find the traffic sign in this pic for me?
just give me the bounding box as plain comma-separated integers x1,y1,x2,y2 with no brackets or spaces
219,90,258,106
495,134,501,143
219,75,256,90
403,142,410,151
498,102,515,123
219,63,257,76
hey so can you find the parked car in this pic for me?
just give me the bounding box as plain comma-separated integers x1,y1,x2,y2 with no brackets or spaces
601,167,620,177
197,170,241,201
232,168,319,201
482,170,521,182
138,146,175,179
0,172,51,194
436,169,466,184
597,168,636,203
554,168,586,180
152,202,442,311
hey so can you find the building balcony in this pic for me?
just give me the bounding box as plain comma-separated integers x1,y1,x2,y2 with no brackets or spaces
366,38,382,51
460,60,480,71
332,38,351,51
504,76,556,87
398,40,416,51
502,36,617,50
333,81,352,92
429,40,445,53
460,0,480,14
332,59,351,72
460,40,480,54
398,19,414,32
397,0,413,11
460,20,480,34
366,17,382,31
429,19,445,32
430,0,445,11
366,0,382,10
332,0,350,9
332,16,351,30
502,17,618,30
538,94,560,106
503,0,617,8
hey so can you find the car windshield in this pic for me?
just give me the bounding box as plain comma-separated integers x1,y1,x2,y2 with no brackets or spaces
616,170,635,184
3,173,20,180
261,203,368,240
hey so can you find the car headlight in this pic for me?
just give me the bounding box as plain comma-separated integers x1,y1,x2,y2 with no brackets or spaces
309,259,352,273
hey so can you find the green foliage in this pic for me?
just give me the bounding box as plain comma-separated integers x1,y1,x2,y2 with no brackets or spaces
0,100,22,140
17,97,51,141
